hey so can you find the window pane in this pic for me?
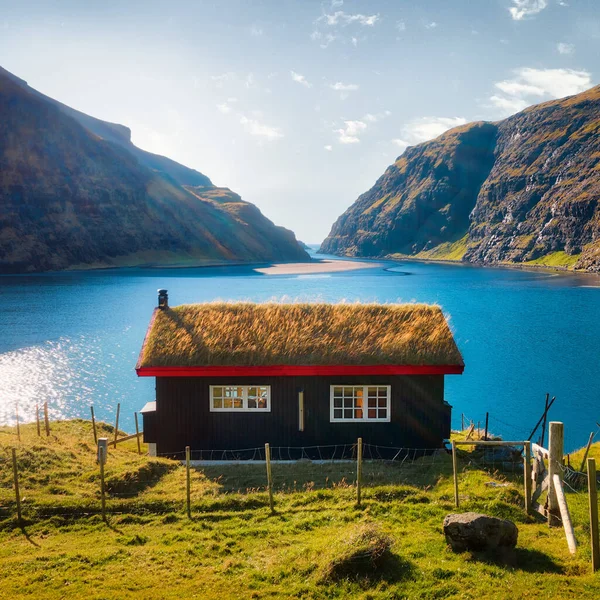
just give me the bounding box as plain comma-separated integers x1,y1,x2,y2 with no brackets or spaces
213,398,223,409
344,409,353,419
334,398,342,408
213,387,223,397
378,388,387,397
334,409,342,419
367,387,377,396
248,387,257,397
233,397,243,409
368,398,376,408
344,398,353,408
378,398,387,408
355,409,363,419
248,398,257,409
378,409,387,419
333,387,343,397
368,408,376,419
343,387,354,396
224,398,232,408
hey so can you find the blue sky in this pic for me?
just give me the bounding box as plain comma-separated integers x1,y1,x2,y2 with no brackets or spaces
1,0,598,242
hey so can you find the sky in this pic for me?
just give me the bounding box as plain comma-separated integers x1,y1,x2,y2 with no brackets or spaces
1,0,598,243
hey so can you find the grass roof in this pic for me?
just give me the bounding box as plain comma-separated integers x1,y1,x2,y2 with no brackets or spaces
137,302,463,368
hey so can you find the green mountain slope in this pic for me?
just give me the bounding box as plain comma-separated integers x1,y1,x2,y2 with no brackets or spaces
0,67,308,273
321,86,600,271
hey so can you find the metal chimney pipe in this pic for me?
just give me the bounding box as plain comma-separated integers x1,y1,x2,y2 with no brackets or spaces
158,289,168,310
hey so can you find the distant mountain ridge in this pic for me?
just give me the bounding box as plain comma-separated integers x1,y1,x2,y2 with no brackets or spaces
0,66,308,273
320,86,600,271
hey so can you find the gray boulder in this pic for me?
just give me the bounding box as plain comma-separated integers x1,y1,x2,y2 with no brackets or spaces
443,512,518,552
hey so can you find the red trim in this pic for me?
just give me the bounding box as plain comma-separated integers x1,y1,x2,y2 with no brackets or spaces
136,364,464,377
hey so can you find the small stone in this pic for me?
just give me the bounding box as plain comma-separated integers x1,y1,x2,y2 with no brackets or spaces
443,512,518,552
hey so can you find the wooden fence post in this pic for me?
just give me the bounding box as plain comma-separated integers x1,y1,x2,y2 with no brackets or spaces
461,413,465,432
540,393,550,447
113,403,120,448
90,406,97,444
134,413,141,455
11,449,22,523
265,443,274,514
552,474,577,554
579,432,595,473
548,421,564,527
15,404,20,442
524,441,532,514
98,443,106,522
588,458,599,572
356,438,363,507
36,403,41,437
43,402,50,436
452,440,459,508
185,446,191,519
484,412,489,441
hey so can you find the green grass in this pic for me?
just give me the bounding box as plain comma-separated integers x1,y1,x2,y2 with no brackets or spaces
1,421,599,599
387,234,470,263
526,251,581,269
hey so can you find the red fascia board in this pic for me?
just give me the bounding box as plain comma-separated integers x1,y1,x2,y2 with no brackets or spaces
136,364,464,377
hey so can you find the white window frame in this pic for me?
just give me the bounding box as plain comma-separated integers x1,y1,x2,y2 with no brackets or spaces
210,385,271,412
330,385,391,423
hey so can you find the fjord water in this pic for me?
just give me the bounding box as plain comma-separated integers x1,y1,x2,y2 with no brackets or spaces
1,254,599,451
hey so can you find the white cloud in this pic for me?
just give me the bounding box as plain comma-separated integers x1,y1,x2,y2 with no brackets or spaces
239,115,283,140
557,42,574,55
322,11,379,26
488,67,592,116
392,139,410,152
324,145,333,151
396,20,406,32
364,111,391,123
329,82,359,92
424,22,438,29
290,71,312,88
250,25,263,36
336,120,367,144
216,103,232,114
508,0,548,21
403,117,468,143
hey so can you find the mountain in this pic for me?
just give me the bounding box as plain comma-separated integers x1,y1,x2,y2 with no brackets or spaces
0,66,308,273
320,86,600,272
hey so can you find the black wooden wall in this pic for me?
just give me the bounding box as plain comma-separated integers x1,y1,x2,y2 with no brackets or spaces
147,375,451,456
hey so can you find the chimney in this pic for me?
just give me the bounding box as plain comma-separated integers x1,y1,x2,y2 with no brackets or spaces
157,289,169,310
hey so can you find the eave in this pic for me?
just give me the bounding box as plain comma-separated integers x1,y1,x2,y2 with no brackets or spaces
136,364,465,377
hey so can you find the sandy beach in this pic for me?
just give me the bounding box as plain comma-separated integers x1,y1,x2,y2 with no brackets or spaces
253,258,383,275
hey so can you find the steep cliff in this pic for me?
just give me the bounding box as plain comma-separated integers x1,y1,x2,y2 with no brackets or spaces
0,67,308,273
321,86,600,271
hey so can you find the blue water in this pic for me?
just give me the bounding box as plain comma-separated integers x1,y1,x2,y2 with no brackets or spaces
1,252,599,451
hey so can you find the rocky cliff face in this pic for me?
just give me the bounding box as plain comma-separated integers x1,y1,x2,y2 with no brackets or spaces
321,86,600,271
0,67,308,273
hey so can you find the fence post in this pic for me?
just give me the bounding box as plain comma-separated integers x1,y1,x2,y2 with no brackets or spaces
36,403,41,437
90,406,97,444
265,443,274,514
11,449,22,524
579,432,595,473
113,403,120,448
524,441,532,514
98,443,106,522
185,446,191,519
43,401,50,436
356,437,363,507
588,458,599,572
134,413,141,455
484,412,489,441
548,421,564,527
461,413,465,432
452,440,459,508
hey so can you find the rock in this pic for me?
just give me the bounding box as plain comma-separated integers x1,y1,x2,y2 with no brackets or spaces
320,85,600,271
443,512,518,552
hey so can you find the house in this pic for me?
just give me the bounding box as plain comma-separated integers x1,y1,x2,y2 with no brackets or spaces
136,290,464,458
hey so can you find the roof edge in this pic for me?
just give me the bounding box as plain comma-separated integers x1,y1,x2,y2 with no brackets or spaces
136,364,465,377
135,308,160,371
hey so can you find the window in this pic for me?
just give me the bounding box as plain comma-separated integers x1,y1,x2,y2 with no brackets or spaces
210,386,271,412
330,385,390,422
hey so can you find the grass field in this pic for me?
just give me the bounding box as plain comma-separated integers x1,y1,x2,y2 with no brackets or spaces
1,421,599,599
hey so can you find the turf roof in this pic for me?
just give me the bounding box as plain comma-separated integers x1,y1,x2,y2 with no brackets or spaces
137,302,463,368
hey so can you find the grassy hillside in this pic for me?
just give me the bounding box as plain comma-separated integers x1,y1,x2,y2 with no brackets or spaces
1,421,599,599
